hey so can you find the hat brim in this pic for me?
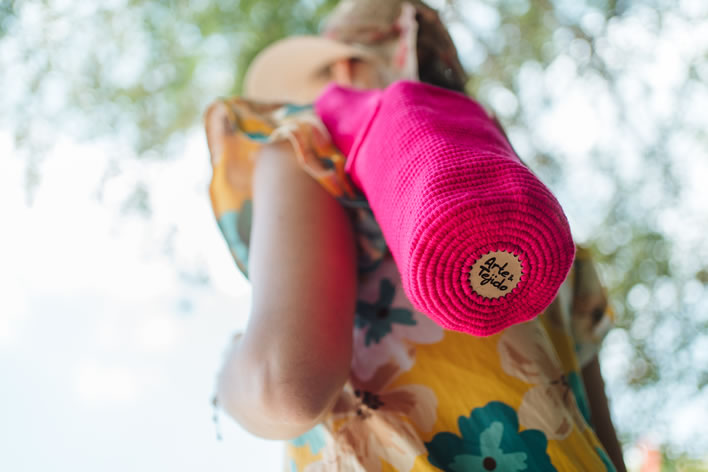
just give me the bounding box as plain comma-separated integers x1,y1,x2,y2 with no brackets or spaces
243,36,376,104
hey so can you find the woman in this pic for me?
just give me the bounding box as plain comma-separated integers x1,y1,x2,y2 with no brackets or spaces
205,0,626,470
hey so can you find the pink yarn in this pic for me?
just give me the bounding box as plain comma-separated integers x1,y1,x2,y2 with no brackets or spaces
315,80,575,336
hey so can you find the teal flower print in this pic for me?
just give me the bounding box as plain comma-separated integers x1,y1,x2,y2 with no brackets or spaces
290,424,326,455
351,259,444,380
355,277,416,346
283,103,313,116
596,447,617,472
217,200,252,277
567,371,591,426
349,206,388,274
425,401,556,472
244,131,269,142
449,422,528,471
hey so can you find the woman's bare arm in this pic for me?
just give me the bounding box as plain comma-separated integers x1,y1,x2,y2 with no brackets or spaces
582,355,627,472
216,140,358,440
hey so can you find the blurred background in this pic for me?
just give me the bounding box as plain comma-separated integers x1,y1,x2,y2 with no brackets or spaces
1,0,707,470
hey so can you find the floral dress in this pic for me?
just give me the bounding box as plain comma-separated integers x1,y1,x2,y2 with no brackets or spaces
205,98,617,472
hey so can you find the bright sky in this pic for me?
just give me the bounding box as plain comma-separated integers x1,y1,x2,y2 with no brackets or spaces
0,132,286,471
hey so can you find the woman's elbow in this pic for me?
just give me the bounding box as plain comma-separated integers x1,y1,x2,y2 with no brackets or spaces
216,342,347,439
267,372,344,430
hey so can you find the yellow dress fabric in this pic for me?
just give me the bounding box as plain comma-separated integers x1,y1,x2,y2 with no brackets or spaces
205,97,617,472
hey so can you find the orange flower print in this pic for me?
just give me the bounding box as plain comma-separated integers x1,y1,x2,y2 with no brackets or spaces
305,361,437,472
497,321,588,440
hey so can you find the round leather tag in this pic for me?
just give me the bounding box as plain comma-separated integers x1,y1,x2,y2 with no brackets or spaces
468,251,523,299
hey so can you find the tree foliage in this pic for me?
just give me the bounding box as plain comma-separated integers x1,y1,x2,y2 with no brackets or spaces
2,0,707,462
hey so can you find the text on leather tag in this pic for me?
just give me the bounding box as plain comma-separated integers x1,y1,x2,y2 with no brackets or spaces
468,251,523,299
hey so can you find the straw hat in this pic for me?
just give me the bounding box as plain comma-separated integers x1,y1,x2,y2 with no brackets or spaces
243,0,466,103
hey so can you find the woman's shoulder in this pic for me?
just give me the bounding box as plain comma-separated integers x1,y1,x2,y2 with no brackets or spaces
205,94,379,280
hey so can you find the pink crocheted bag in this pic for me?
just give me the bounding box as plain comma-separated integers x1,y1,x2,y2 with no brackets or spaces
315,80,575,336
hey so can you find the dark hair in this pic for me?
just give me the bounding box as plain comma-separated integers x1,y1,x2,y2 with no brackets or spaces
415,9,468,93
